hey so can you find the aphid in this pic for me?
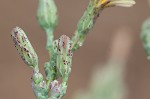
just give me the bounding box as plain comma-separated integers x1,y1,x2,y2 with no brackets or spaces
11,26,38,68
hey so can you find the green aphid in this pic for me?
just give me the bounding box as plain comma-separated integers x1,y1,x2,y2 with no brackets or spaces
11,26,38,68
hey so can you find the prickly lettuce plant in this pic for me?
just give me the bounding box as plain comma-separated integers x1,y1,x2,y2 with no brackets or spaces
11,0,135,99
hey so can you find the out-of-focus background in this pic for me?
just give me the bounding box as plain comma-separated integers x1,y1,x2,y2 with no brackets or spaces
0,0,150,99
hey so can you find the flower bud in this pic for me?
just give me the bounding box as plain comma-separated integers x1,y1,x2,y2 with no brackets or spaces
53,35,73,78
49,80,67,98
11,26,38,68
50,80,62,98
32,80,48,99
37,0,58,31
32,72,44,84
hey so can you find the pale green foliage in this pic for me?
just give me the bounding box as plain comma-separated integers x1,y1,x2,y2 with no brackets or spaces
73,62,126,99
141,18,150,60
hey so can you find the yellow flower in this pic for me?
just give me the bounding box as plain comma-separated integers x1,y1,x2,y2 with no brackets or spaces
93,0,136,8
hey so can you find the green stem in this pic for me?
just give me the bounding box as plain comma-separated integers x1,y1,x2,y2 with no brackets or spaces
71,1,103,51
46,28,54,54
33,65,39,73
72,31,86,51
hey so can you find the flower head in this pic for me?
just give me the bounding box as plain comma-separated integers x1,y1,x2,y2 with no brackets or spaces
92,0,135,8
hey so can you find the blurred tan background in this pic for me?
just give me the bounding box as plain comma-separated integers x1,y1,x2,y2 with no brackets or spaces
0,0,150,99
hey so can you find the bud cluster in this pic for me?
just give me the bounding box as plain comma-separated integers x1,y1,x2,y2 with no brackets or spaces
11,0,135,99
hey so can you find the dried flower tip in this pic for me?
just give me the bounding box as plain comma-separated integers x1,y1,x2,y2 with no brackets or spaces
11,26,38,68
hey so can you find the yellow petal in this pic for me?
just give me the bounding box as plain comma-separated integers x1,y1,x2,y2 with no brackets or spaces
106,0,136,7
95,0,135,8
97,0,110,7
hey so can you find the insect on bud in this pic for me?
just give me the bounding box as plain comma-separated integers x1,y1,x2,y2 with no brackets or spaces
11,26,38,68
